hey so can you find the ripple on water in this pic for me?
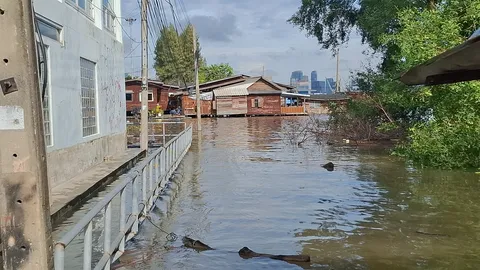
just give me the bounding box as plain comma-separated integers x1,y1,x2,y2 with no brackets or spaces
110,117,480,270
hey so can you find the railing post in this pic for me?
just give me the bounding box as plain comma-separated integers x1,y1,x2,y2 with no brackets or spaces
119,187,126,254
162,122,166,146
168,145,172,177
132,174,139,234
54,244,65,270
84,221,93,270
160,148,166,187
155,154,160,185
173,140,177,169
142,167,147,215
104,202,112,269
149,160,153,195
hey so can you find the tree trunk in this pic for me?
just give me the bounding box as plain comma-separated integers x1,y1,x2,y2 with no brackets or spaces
427,0,436,10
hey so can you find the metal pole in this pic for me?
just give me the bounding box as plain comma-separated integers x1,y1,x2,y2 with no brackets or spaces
335,48,340,93
140,0,148,151
162,122,166,146
103,202,112,269
83,221,93,270
0,1,53,269
193,26,201,131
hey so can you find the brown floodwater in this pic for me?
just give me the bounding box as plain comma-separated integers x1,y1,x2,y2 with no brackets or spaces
108,117,480,269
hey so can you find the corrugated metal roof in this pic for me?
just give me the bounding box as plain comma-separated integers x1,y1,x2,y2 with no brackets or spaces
247,89,282,95
281,92,310,98
213,82,253,97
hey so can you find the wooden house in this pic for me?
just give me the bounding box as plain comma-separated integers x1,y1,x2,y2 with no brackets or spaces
180,75,251,117
125,79,180,115
246,78,284,116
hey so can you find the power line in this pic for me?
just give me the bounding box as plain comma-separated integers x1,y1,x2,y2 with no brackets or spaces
148,0,189,87
124,43,141,58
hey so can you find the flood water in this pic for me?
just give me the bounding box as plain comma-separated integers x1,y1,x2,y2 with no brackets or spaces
114,116,480,270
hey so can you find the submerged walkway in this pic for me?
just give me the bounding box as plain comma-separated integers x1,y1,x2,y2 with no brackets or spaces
52,126,193,270
50,149,143,225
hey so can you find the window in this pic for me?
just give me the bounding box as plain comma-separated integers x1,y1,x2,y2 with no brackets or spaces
252,98,263,108
126,92,133,102
103,0,115,32
80,58,97,137
139,91,154,102
67,0,93,18
39,45,52,146
37,17,62,42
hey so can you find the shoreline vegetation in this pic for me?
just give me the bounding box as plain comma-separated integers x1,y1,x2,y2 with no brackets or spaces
289,0,480,170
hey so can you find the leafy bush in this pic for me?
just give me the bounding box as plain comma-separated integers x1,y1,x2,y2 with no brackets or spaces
394,118,480,169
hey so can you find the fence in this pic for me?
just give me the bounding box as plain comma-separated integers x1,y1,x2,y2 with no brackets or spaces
127,121,187,147
54,125,193,270
281,106,306,115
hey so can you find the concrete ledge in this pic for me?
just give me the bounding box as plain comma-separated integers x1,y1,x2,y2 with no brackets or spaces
50,149,145,226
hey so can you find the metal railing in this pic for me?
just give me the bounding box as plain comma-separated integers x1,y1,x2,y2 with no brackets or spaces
127,121,187,146
54,125,193,270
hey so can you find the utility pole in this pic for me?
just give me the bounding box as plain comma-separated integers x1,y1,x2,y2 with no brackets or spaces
140,0,148,151
262,65,265,77
0,1,53,269
335,48,340,93
193,26,201,131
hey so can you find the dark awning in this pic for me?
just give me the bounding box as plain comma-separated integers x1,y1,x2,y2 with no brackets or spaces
399,30,480,86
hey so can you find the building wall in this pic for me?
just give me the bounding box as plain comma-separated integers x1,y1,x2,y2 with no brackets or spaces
182,96,212,116
247,95,281,115
125,83,159,112
248,81,273,91
34,0,126,188
215,96,248,116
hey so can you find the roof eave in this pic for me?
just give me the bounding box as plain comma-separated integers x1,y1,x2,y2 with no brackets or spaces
400,35,480,86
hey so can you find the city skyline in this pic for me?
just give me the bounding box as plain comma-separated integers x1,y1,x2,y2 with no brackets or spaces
290,69,337,94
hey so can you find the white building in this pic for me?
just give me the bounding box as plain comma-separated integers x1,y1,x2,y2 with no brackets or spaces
33,0,127,191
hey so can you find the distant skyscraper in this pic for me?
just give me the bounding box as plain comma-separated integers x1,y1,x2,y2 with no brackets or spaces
290,71,303,85
326,78,336,94
311,71,317,85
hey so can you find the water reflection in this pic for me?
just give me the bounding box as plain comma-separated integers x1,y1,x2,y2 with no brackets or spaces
116,117,480,270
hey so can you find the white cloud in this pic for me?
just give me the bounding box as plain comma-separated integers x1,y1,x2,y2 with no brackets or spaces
121,0,378,86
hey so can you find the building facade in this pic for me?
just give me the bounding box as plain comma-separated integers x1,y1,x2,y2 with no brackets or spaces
34,0,126,191
125,79,180,115
247,79,283,116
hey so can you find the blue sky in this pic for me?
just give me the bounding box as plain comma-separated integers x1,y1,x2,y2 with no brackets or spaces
121,0,377,86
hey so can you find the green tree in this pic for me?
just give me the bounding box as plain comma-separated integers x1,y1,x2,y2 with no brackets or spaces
199,63,234,83
384,4,480,168
154,24,205,87
291,0,480,169
288,0,438,51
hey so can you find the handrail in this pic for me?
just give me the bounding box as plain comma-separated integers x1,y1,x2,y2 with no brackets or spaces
54,125,193,270
127,121,187,146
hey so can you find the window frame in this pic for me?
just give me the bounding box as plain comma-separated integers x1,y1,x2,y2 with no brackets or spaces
80,57,98,137
66,0,94,20
35,14,63,44
102,0,116,33
126,92,133,102
139,91,154,102
39,45,53,147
